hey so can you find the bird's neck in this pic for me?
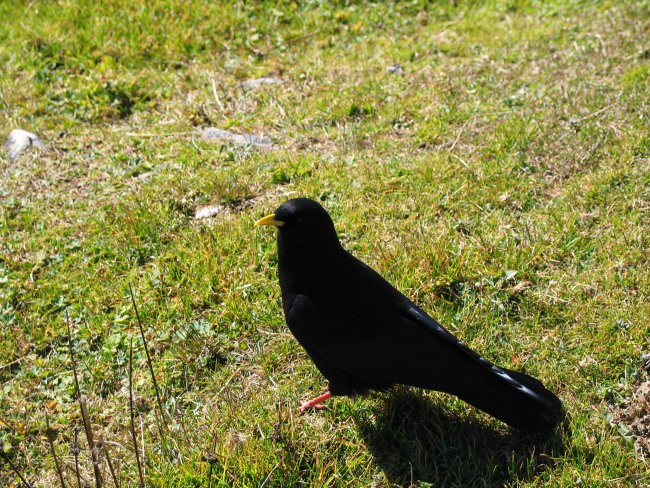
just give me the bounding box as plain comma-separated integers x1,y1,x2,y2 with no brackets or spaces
277,235,342,292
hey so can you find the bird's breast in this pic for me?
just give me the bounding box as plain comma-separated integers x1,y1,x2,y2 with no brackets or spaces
277,248,407,343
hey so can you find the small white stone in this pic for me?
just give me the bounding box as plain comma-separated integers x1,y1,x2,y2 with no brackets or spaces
4,129,47,161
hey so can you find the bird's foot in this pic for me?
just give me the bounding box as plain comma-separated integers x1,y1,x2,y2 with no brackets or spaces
299,401,327,414
299,391,332,414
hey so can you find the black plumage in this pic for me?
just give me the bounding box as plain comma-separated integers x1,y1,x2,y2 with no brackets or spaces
255,198,562,433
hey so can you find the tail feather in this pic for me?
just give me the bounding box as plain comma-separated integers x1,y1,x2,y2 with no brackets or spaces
457,367,562,433
401,306,562,432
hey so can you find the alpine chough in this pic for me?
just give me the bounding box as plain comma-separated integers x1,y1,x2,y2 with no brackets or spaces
255,198,562,433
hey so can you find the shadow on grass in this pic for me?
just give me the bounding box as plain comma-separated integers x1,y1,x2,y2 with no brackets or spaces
355,388,567,487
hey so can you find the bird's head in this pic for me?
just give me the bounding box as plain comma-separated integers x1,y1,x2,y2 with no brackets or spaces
255,198,340,249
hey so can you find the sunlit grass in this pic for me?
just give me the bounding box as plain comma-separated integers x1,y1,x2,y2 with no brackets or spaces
1,0,648,486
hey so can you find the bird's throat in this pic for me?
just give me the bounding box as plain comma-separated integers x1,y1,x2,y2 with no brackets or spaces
277,236,341,293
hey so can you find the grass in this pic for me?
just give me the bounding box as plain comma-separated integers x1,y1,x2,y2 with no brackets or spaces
1,0,648,486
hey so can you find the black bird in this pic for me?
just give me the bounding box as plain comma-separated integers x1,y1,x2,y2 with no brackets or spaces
255,198,562,433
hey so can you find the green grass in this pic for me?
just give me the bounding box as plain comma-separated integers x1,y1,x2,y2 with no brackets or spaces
1,0,648,486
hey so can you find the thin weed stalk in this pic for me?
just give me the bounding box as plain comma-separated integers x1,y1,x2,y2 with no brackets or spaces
101,439,120,488
65,310,103,488
128,285,169,445
71,429,82,488
45,411,67,488
129,338,146,488
128,285,193,449
0,451,32,488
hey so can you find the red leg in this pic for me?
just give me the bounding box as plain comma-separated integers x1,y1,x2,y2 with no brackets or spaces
299,391,332,414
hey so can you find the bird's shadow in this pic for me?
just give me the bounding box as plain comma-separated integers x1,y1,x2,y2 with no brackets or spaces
354,388,567,487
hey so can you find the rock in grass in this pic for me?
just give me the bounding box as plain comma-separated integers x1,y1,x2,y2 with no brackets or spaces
202,127,272,148
387,62,404,75
641,353,650,373
4,129,47,161
194,204,229,220
241,77,282,89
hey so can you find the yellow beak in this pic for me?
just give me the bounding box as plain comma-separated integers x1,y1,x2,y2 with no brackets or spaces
254,214,285,227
